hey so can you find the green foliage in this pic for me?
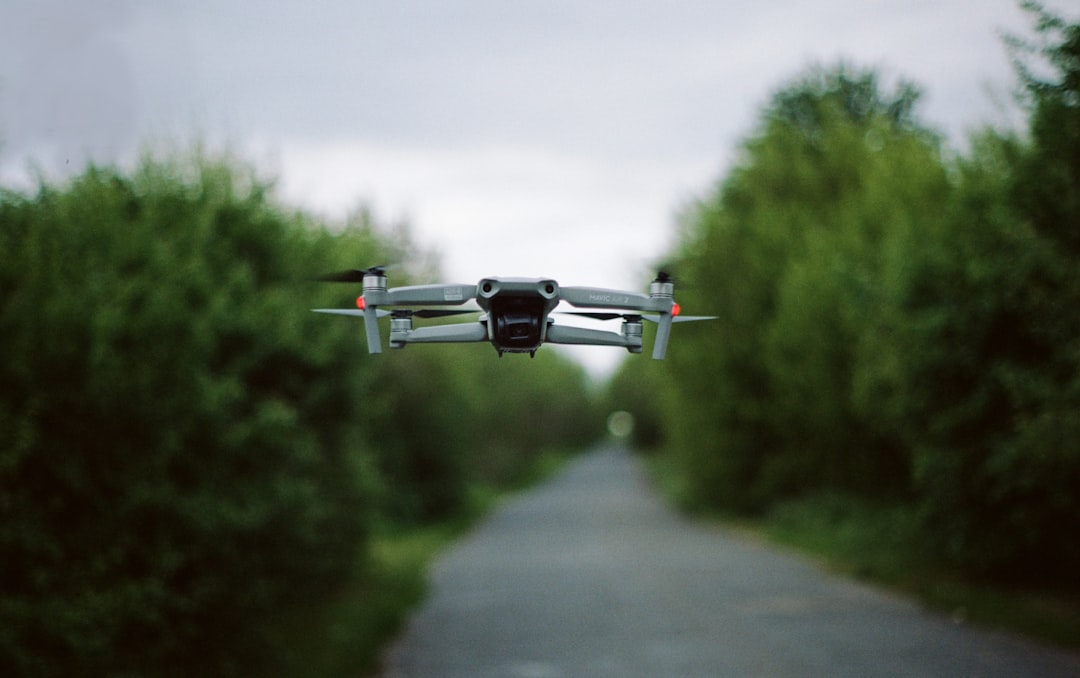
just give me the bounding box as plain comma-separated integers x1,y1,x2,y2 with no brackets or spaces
0,150,603,675
753,493,1080,651
899,3,1080,581
604,353,670,451
1009,1,1080,255
361,350,472,524
663,64,948,511
763,491,928,583
651,4,1080,587
459,348,602,487
261,526,457,678
0,154,384,674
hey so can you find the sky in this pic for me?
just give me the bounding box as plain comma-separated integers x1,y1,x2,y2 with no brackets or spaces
0,0,1046,373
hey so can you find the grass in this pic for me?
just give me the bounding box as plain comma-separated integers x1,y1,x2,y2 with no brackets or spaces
646,455,1080,653
759,492,1080,650
260,525,458,677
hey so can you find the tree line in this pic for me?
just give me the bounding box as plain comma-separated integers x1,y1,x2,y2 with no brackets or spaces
610,2,1080,586
0,151,601,675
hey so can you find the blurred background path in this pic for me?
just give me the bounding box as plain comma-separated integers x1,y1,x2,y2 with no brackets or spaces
381,446,1080,678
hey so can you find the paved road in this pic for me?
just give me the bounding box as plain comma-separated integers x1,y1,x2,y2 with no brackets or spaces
381,446,1080,677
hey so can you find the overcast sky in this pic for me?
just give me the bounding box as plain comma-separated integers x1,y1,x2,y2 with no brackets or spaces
0,0,1048,371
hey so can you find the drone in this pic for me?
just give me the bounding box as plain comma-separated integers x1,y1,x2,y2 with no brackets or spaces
312,267,714,359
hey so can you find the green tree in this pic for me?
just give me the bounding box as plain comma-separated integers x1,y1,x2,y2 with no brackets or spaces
664,66,949,511
460,348,602,488
604,352,670,452
0,147,607,675
899,2,1080,581
0,153,389,674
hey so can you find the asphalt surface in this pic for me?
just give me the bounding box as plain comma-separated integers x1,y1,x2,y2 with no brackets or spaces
380,445,1080,677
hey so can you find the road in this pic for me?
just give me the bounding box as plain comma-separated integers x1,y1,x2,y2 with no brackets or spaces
380,445,1080,677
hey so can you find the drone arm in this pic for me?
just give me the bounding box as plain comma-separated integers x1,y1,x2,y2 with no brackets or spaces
545,324,640,350
391,322,489,346
371,284,478,306
362,283,477,353
642,314,718,324
312,308,390,318
559,286,663,312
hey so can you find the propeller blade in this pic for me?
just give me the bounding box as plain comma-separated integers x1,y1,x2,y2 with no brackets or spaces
312,264,394,283
558,310,716,324
557,311,631,321
311,308,388,353
672,315,718,323
641,314,717,323
312,308,391,318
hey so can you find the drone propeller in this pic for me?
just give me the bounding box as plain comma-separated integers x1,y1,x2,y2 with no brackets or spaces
558,311,715,324
558,311,635,321
312,308,391,318
660,314,717,323
313,264,395,283
314,307,479,319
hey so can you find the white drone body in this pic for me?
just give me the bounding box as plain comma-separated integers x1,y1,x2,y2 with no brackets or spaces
313,268,713,359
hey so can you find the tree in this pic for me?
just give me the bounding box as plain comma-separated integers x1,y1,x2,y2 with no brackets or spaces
664,65,949,510
0,153,385,674
901,2,1080,581
0,147,607,675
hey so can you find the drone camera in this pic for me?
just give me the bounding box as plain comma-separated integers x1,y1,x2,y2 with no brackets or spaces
476,278,560,353
491,295,547,350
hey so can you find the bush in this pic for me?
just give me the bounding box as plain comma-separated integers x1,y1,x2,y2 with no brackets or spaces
654,4,1080,585
0,154,382,674
0,149,608,674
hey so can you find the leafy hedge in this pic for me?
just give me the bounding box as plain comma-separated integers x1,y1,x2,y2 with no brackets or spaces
0,155,383,674
611,4,1080,585
0,152,602,675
